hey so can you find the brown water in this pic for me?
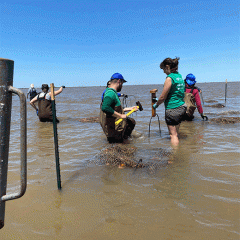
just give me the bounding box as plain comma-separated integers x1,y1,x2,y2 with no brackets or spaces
1,82,240,239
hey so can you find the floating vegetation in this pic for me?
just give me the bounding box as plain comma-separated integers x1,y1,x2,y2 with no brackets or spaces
97,144,172,169
205,103,225,108
216,111,240,116
210,117,240,124
79,117,99,123
205,100,218,103
99,145,141,168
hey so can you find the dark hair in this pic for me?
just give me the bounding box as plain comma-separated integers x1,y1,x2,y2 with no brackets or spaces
106,80,111,87
110,79,119,84
41,84,49,91
160,57,180,73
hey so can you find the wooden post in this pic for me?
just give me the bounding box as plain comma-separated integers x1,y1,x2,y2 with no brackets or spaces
150,89,158,117
50,83,62,190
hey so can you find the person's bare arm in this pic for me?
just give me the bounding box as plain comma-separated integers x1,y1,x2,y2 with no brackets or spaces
113,106,138,119
123,106,139,112
112,111,126,119
156,77,172,106
30,96,38,110
49,87,64,99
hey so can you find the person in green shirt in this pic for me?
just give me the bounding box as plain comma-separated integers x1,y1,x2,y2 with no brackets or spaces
153,57,186,146
100,73,138,143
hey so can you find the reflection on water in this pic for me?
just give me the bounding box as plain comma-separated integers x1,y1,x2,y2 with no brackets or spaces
1,82,240,239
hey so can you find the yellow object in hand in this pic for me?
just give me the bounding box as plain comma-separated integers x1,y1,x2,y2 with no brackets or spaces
115,106,139,125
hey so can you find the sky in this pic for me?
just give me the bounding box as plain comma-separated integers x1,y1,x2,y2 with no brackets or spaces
0,0,239,88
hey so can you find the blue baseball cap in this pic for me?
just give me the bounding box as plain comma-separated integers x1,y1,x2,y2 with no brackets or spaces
186,73,196,86
110,73,127,82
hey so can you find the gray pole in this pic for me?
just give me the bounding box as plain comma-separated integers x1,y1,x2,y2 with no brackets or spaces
0,59,14,228
225,79,227,106
0,58,27,229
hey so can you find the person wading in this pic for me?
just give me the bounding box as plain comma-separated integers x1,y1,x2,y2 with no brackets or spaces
27,84,38,100
100,73,138,143
183,73,208,121
101,80,126,101
30,84,65,122
153,57,186,147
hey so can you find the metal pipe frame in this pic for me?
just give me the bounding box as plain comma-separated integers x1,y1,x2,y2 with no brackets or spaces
0,58,27,229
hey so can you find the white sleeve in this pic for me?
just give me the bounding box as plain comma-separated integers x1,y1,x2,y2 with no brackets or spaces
46,93,51,100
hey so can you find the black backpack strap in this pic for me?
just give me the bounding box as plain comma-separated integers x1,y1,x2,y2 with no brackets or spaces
38,93,47,100
195,86,201,92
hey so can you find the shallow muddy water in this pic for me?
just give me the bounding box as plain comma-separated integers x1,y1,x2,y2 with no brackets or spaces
1,82,240,239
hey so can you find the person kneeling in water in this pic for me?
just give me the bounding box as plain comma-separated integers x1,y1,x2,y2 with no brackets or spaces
30,84,65,122
100,73,138,143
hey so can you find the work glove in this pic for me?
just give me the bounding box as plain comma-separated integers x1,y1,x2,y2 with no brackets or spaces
152,97,158,103
61,85,65,88
36,109,39,116
152,103,159,109
201,114,208,121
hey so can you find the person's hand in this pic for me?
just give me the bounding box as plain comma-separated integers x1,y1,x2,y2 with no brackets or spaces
36,109,39,116
153,103,159,109
123,94,128,98
120,114,127,119
129,106,139,112
201,114,208,121
152,97,158,103
61,85,65,88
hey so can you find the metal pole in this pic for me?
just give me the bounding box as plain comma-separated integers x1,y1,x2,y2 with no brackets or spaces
225,79,227,106
200,92,205,106
50,83,61,190
0,59,13,228
0,58,27,229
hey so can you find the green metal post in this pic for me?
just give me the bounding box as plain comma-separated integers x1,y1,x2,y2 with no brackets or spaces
50,83,61,190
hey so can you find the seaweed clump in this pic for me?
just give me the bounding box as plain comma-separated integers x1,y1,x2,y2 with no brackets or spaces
205,100,218,103
99,145,144,168
210,117,240,124
79,117,99,123
204,103,225,108
98,145,173,169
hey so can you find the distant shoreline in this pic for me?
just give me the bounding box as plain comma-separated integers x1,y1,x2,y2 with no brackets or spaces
16,81,238,89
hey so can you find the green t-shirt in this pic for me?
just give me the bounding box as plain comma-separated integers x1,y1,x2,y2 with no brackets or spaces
102,88,121,115
164,72,185,109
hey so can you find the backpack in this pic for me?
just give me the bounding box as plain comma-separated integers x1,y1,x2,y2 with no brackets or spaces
184,88,196,117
